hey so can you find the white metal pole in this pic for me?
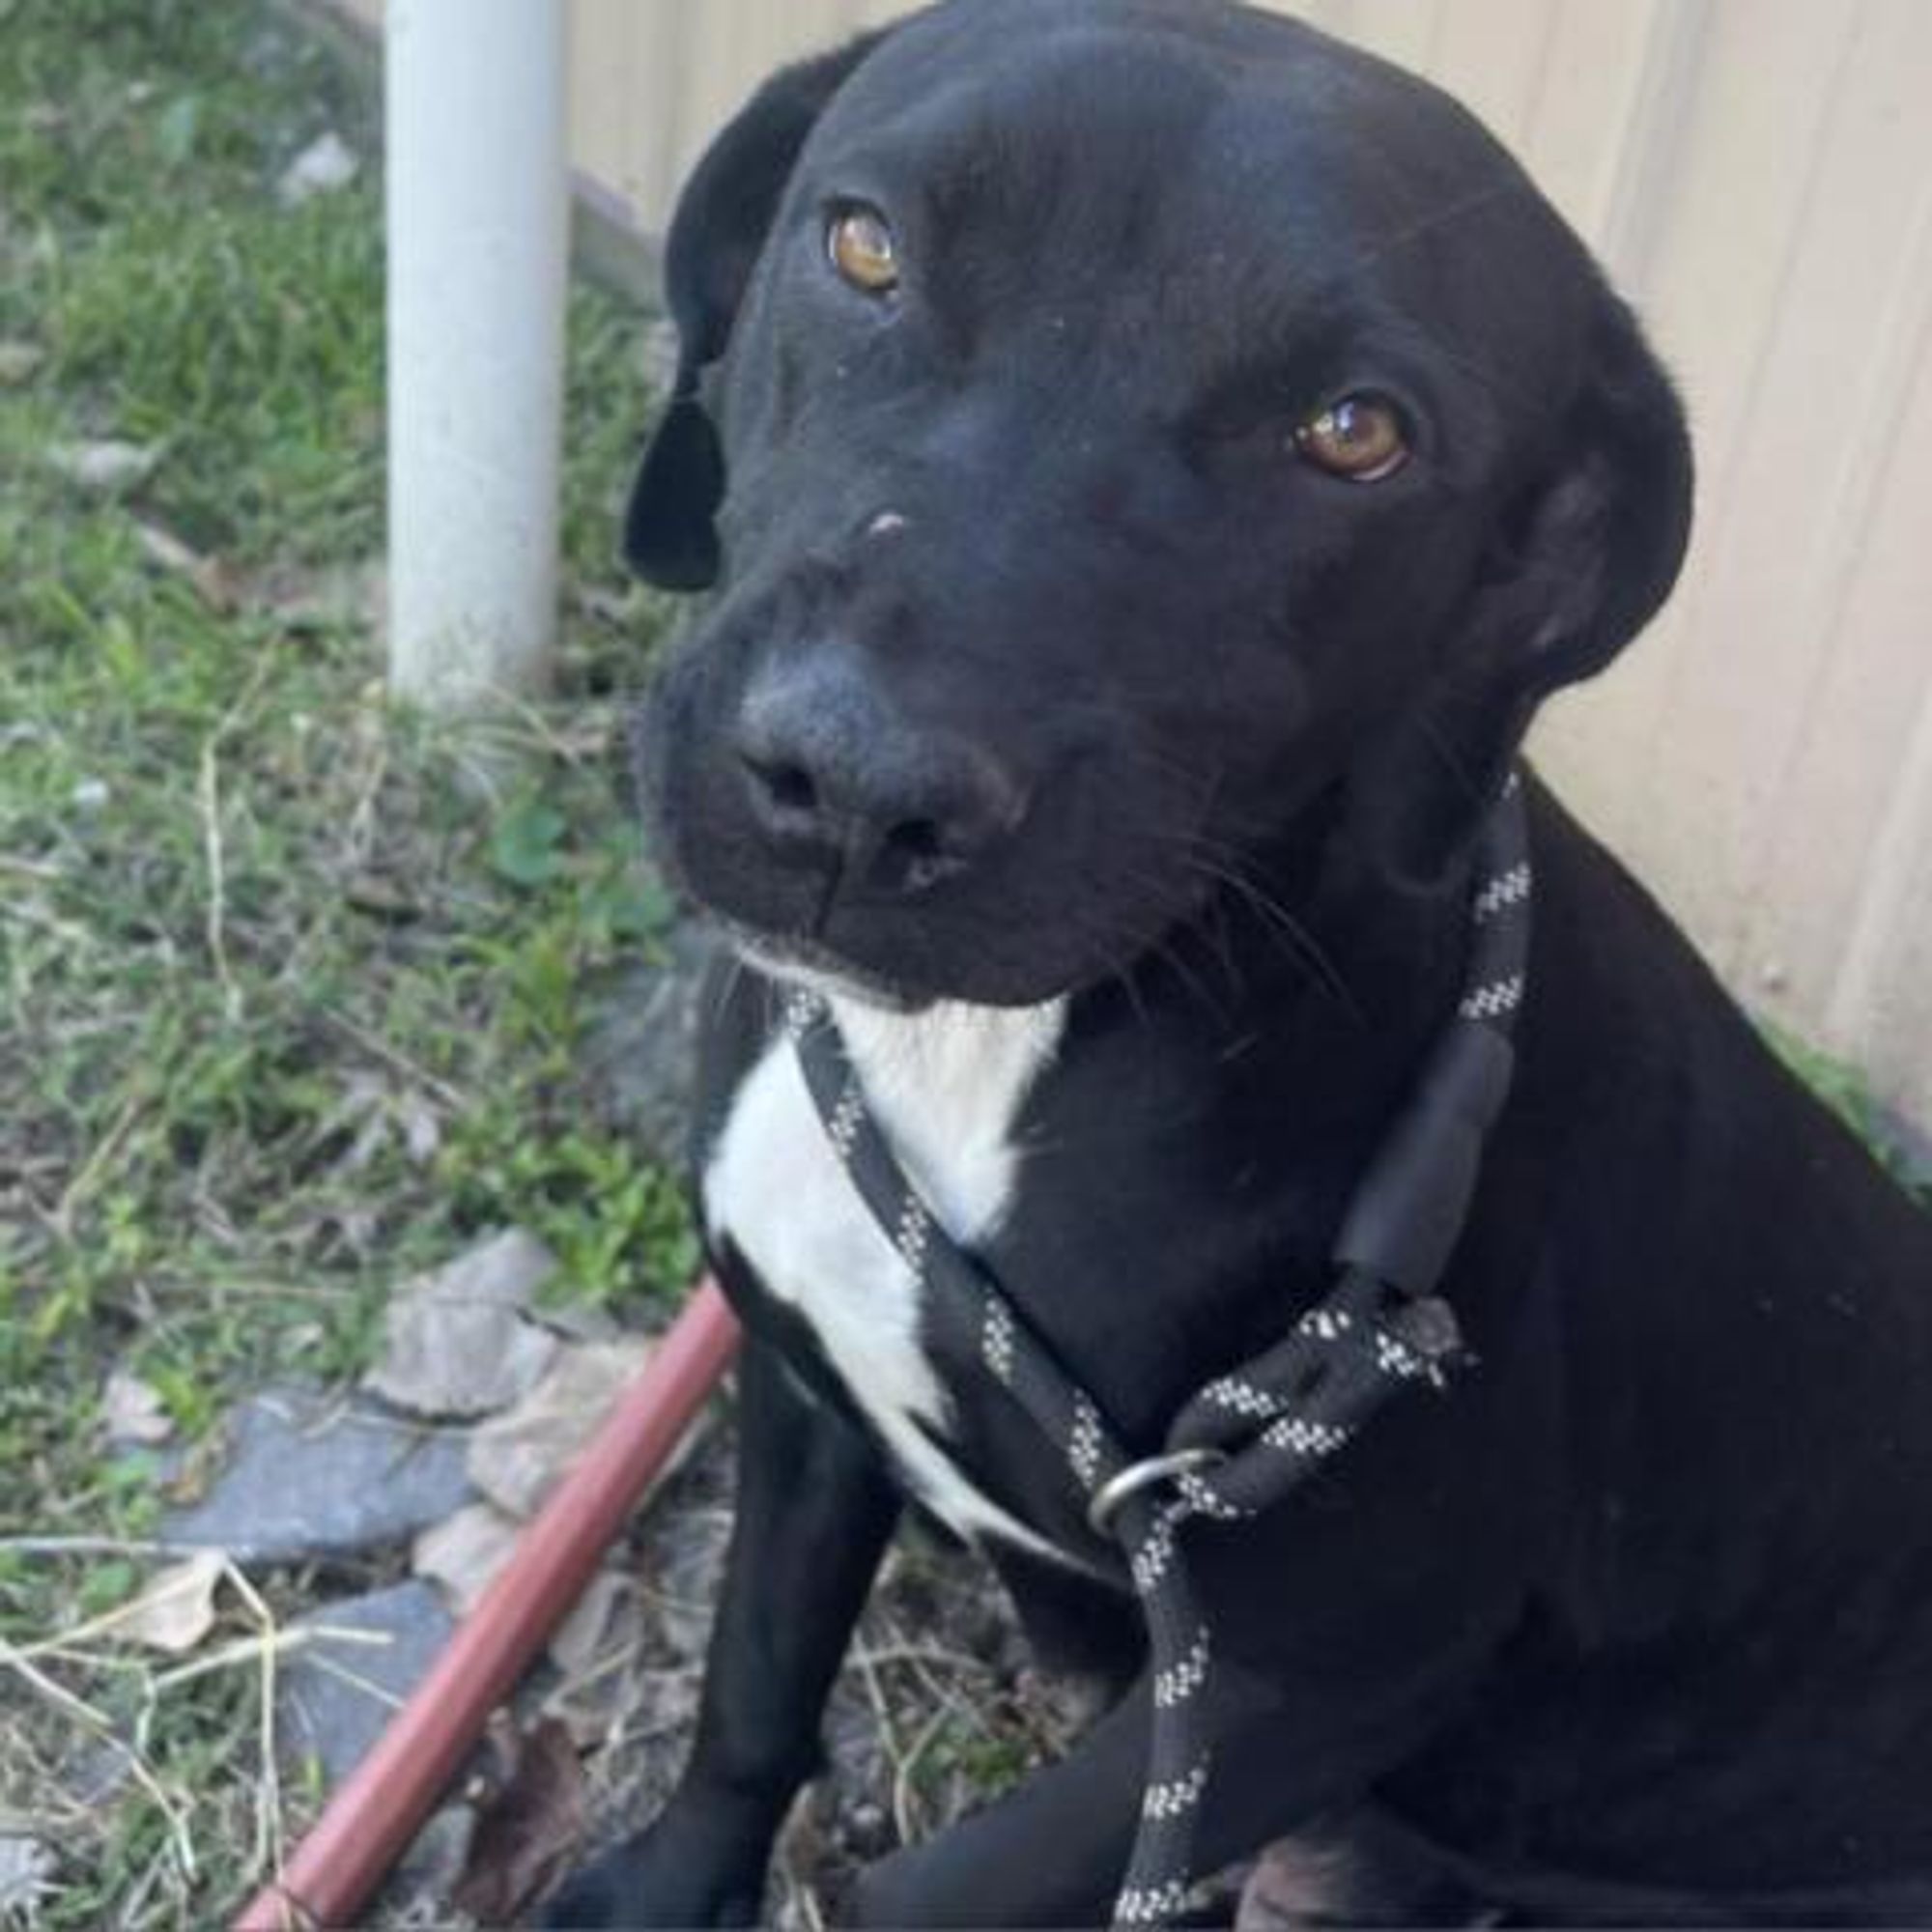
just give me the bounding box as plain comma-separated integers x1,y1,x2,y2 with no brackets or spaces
385,0,569,708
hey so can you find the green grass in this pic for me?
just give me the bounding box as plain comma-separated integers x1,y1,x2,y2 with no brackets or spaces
0,4,690,1921
1765,1026,1931,1208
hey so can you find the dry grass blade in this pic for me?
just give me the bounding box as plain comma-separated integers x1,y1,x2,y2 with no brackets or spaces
0,1633,198,1883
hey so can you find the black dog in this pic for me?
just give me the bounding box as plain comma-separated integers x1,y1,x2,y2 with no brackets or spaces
550,2,1932,1922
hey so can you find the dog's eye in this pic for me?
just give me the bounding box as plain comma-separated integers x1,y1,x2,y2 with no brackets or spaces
827,203,899,296
1293,396,1410,482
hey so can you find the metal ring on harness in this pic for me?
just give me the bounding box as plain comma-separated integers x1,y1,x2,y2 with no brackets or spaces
1086,1447,1228,1537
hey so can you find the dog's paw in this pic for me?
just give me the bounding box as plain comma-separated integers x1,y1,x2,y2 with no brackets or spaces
541,1830,762,1930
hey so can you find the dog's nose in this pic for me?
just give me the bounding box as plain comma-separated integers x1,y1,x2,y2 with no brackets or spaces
732,655,1026,895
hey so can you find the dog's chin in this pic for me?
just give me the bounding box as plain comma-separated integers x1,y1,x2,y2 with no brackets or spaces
681,844,1233,1011
721,919,1095,1013
727,930,931,1014
664,820,1219,1010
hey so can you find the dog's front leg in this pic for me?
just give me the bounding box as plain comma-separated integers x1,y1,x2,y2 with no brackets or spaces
850,1649,1446,1929
547,1334,900,1929
849,1671,1153,1928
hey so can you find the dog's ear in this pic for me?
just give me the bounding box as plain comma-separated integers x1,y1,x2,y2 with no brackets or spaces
1359,290,1692,881
626,32,891,591
1470,289,1694,701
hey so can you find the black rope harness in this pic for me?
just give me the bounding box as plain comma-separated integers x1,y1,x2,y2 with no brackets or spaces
786,775,1532,1926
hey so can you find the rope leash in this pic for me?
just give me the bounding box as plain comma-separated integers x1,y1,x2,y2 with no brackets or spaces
788,775,1532,1926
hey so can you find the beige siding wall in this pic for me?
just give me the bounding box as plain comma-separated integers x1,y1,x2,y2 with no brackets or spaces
343,0,1932,1125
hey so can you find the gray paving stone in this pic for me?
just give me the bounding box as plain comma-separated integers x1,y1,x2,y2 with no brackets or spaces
160,1387,473,1565
362,1229,560,1420
277,1581,456,1788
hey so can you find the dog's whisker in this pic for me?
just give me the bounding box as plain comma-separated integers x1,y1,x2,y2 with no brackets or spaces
1184,857,1364,1027
1151,825,1361,1012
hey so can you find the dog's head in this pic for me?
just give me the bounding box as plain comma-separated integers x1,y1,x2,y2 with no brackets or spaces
629,0,1692,1008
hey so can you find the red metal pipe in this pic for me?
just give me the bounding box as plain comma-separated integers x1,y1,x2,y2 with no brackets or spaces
234,1277,741,1932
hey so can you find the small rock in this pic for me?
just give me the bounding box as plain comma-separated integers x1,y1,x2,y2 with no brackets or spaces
46,439,161,493
278,129,360,205
0,1835,55,1914
61,1741,132,1807
102,1368,172,1445
161,1387,473,1565
363,1230,560,1420
0,340,44,386
278,1582,455,1788
412,1499,523,1617
468,1338,661,1520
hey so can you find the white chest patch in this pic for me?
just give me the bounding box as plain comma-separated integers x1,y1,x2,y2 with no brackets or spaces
702,988,1067,1557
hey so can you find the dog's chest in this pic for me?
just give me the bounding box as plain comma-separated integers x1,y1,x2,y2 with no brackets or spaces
702,994,1067,1558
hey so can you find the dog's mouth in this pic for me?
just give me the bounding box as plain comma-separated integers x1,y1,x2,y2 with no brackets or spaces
724,924,930,1014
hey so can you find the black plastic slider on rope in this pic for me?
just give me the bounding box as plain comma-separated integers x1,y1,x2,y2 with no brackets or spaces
788,773,1532,1928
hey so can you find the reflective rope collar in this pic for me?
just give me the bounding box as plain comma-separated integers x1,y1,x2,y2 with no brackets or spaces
785,773,1532,1927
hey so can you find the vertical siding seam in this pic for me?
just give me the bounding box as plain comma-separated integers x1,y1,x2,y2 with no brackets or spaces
1827,665,1932,1055
1595,0,1714,297
1739,156,1932,999
1509,0,1565,160
1629,8,1868,940
1419,0,1449,80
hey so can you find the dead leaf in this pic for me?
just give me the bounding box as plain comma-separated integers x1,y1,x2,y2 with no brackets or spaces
412,1501,522,1617
363,1230,559,1419
115,1550,223,1655
548,1569,641,1682
245,556,384,636
467,1338,660,1520
102,1369,173,1445
451,1717,585,1923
